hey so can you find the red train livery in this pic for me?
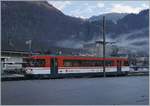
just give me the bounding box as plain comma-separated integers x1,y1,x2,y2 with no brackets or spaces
24,55,129,78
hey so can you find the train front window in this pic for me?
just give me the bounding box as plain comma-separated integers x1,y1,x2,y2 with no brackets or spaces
23,58,45,67
34,59,45,67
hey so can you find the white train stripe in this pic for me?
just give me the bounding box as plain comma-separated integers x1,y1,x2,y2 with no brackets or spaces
58,67,116,74
121,66,130,72
25,66,129,74
58,67,129,74
26,67,51,74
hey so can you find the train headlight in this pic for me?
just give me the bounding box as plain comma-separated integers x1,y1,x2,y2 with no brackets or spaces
26,68,33,74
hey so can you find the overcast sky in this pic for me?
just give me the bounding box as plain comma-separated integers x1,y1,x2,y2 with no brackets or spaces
47,0,149,18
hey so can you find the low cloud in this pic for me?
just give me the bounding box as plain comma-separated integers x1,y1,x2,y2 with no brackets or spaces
47,1,148,19
70,6,96,19
97,2,104,8
111,4,143,13
142,3,149,9
47,1,71,10
56,39,84,48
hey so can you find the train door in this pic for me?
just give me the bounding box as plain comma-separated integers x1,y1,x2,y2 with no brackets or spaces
51,58,58,76
117,60,122,72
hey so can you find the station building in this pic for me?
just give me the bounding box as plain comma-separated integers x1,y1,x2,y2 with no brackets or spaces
1,51,37,74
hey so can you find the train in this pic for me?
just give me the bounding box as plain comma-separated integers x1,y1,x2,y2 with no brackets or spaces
23,55,130,78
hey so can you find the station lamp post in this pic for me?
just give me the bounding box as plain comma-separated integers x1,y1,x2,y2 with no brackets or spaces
25,40,32,55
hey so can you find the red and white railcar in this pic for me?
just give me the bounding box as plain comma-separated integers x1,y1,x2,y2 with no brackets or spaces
23,55,129,78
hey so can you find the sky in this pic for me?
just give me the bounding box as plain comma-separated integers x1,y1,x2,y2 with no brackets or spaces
47,0,149,19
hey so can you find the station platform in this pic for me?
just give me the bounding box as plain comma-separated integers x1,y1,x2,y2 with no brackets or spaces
1,74,25,81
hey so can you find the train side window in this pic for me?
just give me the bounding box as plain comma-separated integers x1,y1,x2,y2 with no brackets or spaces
80,60,103,67
95,60,103,66
64,60,104,67
64,60,82,67
72,60,81,67
124,61,129,66
105,60,113,66
81,60,91,67
64,60,73,67
81,60,95,67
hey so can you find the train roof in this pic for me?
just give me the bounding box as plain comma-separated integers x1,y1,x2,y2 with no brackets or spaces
30,54,128,60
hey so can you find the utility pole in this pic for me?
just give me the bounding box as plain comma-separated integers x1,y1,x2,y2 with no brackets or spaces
102,16,106,77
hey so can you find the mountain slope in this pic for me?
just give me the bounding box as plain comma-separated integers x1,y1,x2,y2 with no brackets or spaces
1,1,149,55
88,9,149,54
2,1,87,51
88,13,128,23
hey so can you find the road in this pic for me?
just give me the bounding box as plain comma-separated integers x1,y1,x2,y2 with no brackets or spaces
1,76,149,105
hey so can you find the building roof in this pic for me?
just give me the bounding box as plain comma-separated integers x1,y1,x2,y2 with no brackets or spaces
1,51,39,57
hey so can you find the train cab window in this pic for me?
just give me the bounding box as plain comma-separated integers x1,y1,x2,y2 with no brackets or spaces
34,59,46,67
